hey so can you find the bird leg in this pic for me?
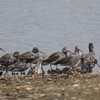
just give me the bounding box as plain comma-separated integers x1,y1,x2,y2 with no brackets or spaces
20,72,23,75
6,66,9,76
41,66,44,78
50,64,53,74
28,63,34,77
72,67,80,78
30,63,32,68
4,71,7,76
56,65,58,74
0,72,3,76
14,75,21,83
6,65,15,81
12,71,15,75
31,68,38,77
56,65,61,79
66,67,72,78
50,64,53,78
23,64,26,78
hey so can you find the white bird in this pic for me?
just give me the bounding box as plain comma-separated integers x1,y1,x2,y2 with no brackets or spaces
27,57,43,76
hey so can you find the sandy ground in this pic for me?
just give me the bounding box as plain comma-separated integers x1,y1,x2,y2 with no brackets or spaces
0,73,100,100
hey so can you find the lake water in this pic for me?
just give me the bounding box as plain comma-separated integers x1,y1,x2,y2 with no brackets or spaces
0,0,100,73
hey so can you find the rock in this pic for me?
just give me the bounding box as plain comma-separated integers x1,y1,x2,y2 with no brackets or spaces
26,87,33,91
27,82,31,85
61,88,65,91
39,94,46,97
72,84,80,87
57,93,62,97
94,88,99,90
88,85,93,88
16,87,20,90
47,78,52,81
71,97,76,99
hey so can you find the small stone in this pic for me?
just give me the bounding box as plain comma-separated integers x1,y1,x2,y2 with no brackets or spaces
16,87,20,90
61,88,65,91
98,84,100,86
94,88,99,90
88,85,93,88
27,82,31,85
54,99,58,100
47,78,52,81
71,97,76,99
57,93,62,97
39,94,46,97
98,71,100,73
26,87,33,91
72,84,80,87
85,79,88,81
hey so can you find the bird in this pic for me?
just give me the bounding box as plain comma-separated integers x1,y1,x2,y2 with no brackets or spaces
43,47,72,73
68,54,87,73
27,57,44,77
47,68,62,74
31,55,50,75
0,65,5,76
10,61,30,75
0,46,6,74
79,43,96,73
0,51,20,76
91,59,100,68
60,46,83,72
86,59,100,73
19,47,45,68
78,54,87,73
85,43,95,61
62,67,70,74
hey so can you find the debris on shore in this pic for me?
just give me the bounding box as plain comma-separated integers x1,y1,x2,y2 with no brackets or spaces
0,73,100,100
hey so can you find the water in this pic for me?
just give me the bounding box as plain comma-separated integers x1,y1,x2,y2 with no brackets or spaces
0,0,100,73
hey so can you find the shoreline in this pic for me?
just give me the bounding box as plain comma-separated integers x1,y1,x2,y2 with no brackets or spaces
0,73,100,100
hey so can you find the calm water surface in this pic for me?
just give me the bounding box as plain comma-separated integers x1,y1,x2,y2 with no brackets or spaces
0,0,100,73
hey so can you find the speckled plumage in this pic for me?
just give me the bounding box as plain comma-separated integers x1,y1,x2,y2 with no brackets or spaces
43,47,71,65
60,46,82,69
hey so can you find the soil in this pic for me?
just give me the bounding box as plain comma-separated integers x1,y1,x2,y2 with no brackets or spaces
0,73,100,100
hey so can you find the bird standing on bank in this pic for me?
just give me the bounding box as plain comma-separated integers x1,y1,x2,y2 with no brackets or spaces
19,47,45,68
0,51,20,76
60,46,83,72
43,47,72,72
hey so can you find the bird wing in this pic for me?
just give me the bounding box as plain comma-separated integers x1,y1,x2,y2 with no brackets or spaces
43,52,61,63
20,51,37,60
85,51,95,60
61,53,80,66
0,53,15,65
84,51,95,67
52,53,66,65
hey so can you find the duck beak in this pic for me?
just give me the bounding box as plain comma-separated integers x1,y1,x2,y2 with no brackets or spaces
96,63,100,68
78,49,83,53
67,50,73,53
0,48,5,52
38,51,45,54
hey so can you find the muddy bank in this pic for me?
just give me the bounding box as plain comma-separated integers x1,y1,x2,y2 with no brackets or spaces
0,73,100,100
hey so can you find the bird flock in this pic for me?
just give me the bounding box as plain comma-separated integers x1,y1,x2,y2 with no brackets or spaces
0,43,99,77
